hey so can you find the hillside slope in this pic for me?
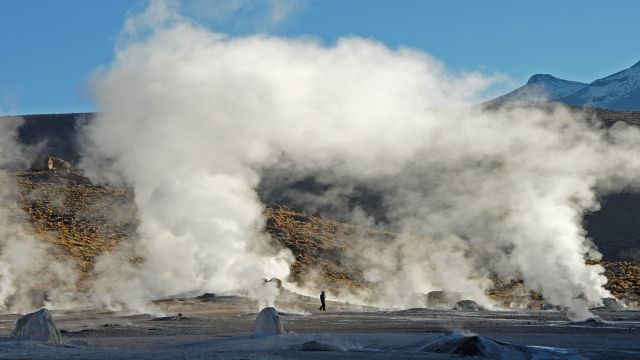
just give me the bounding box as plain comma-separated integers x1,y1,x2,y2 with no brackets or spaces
12,170,640,303
3,111,640,262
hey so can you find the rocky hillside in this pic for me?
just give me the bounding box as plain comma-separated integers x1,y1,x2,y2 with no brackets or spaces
4,111,640,262
15,170,136,276
3,112,640,305
13,170,640,305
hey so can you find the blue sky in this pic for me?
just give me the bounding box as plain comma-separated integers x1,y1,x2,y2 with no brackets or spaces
1,0,639,115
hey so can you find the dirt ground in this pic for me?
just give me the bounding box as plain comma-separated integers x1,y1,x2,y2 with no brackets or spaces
0,292,638,359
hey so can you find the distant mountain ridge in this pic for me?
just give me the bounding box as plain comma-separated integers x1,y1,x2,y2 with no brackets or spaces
560,60,640,110
488,60,640,110
490,74,588,107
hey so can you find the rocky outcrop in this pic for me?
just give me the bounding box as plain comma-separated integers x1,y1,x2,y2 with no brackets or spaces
47,157,72,175
10,308,61,344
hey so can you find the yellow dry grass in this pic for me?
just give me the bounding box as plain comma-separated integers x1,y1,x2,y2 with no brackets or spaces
12,170,640,302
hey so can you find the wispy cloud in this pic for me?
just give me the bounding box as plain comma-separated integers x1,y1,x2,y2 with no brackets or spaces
188,0,303,32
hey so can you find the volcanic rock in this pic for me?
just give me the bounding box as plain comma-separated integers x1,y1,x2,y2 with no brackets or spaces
47,156,72,176
453,300,482,311
571,317,605,326
255,307,284,336
196,292,216,302
603,297,625,310
290,340,336,351
10,308,61,344
421,333,530,360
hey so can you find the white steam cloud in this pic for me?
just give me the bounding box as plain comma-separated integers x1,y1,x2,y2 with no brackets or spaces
0,118,78,313
75,4,640,319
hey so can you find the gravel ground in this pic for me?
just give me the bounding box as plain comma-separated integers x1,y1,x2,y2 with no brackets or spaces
0,294,638,359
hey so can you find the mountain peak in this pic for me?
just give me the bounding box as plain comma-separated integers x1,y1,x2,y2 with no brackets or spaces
526,74,558,85
488,61,640,111
486,74,588,107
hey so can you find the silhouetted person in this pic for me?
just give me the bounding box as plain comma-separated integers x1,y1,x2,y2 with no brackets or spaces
319,291,326,311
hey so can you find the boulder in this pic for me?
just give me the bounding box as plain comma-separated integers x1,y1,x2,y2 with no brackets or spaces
45,156,92,184
10,308,61,344
47,157,72,176
453,300,482,311
255,307,284,336
602,297,625,310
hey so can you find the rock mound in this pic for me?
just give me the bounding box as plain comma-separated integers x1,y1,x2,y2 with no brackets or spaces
422,333,530,360
290,340,336,351
10,308,61,344
453,300,482,311
255,307,284,336
571,317,605,326
196,293,216,302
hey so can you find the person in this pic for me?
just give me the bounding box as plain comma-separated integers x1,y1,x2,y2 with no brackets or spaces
319,291,326,311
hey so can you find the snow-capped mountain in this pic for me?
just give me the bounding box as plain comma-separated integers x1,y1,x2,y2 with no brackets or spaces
560,61,640,110
488,60,640,111
488,74,588,107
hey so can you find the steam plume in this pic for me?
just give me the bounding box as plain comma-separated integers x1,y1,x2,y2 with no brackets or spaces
0,117,78,312
79,3,640,319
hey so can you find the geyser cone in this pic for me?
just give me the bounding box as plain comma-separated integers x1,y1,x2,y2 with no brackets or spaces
255,307,284,336
10,308,61,344
422,333,530,360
